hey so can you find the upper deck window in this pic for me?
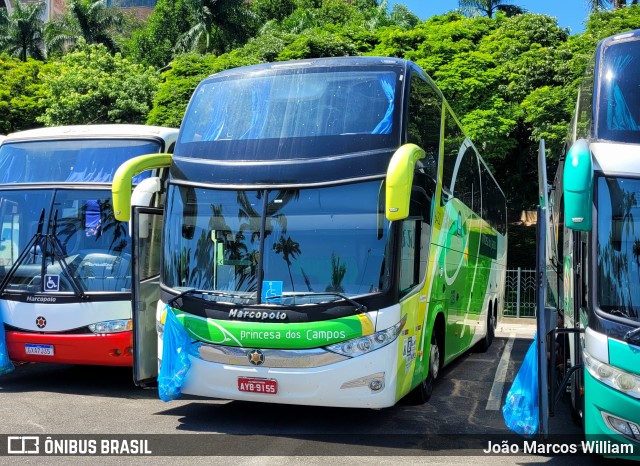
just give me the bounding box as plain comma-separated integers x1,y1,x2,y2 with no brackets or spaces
176,68,401,160
597,38,640,143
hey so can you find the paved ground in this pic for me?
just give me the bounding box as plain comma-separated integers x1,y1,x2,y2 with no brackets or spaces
497,317,536,338
0,316,614,464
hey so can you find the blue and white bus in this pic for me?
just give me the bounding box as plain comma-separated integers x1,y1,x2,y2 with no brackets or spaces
0,125,178,367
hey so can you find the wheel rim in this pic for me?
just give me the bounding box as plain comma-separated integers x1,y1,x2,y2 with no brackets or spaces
430,340,440,379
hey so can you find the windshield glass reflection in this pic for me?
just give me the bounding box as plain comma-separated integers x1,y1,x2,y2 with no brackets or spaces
597,176,640,322
0,189,131,293
163,181,391,304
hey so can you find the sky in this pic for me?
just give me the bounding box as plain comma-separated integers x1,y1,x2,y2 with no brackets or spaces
389,1,595,35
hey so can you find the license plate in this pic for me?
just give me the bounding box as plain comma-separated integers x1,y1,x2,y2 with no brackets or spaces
25,344,54,356
237,377,277,395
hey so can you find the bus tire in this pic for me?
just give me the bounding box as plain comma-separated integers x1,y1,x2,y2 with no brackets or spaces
406,332,440,404
477,308,495,353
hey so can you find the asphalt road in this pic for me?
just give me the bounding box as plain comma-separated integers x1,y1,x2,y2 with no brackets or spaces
0,320,616,464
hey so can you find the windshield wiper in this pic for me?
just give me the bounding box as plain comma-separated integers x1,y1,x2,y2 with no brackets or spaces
0,209,85,298
167,288,254,306
264,292,367,312
624,326,640,343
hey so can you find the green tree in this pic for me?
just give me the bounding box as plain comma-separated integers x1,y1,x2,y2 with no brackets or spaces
0,55,45,133
0,1,46,61
252,0,296,23
389,4,421,29
45,0,124,55
128,0,192,68
588,0,639,11
38,44,159,126
174,0,257,55
458,0,516,18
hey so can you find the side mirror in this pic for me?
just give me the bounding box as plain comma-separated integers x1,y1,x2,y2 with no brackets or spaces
563,139,593,231
385,144,425,221
112,153,172,222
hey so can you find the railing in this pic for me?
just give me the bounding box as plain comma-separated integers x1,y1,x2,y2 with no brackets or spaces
504,268,536,318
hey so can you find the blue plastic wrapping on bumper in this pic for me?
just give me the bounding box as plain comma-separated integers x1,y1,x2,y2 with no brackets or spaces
503,333,539,436
158,307,191,402
0,318,15,376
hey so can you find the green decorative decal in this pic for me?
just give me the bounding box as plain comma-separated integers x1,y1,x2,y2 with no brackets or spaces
171,309,370,349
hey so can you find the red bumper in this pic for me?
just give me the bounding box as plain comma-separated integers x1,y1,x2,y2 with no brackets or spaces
6,330,133,366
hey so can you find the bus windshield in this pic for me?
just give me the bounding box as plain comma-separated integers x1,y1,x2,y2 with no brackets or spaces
162,181,391,303
597,37,640,143
597,176,640,322
176,68,400,160
0,139,162,184
0,189,131,294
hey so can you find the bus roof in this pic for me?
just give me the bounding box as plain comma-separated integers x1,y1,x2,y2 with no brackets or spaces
4,124,179,143
598,28,640,49
203,56,410,80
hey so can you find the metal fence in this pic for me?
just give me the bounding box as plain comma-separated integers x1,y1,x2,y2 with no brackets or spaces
504,268,536,318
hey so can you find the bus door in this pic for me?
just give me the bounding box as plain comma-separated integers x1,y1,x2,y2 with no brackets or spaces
131,205,163,387
536,138,553,438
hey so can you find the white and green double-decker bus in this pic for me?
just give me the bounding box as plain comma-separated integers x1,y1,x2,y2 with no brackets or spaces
543,30,640,456
114,57,507,408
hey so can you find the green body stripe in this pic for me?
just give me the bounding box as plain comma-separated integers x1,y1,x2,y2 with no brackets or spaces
173,311,368,349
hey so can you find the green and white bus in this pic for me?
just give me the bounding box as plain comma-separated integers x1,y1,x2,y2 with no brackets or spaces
114,57,507,408
543,30,640,456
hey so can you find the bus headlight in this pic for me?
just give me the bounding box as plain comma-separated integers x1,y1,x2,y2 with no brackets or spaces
583,348,640,399
325,315,407,358
88,319,133,334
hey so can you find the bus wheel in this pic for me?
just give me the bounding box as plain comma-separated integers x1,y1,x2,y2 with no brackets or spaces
477,309,495,352
406,332,440,404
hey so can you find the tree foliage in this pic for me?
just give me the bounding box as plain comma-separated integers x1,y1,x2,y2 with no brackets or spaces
458,0,514,18
0,1,46,61
0,54,45,133
5,2,640,266
38,44,159,126
45,0,124,56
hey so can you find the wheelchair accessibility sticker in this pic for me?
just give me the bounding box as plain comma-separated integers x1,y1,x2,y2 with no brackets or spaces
262,280,283,303
44,274,60,292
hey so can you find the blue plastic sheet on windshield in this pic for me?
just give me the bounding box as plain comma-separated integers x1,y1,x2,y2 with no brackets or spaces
85,199,101,237
0,314,15,376
240,80,272,140
607,55,638,131
158,306,192,402
502,333,539,437
371,75,395,135
202,89,231,141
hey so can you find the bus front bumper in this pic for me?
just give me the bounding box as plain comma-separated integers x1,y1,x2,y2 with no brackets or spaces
6,330,133,366
180,341,401,408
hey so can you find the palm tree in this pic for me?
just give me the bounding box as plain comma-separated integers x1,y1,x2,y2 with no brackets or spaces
326,252,347,293
587,0,638,11
0,1,46,61
45,0,123,55
273,235,301,291
174,0,256,55
458,0,520,18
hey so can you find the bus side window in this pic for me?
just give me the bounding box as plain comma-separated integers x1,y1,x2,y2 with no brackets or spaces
407,70,441,180
399,193,430,298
